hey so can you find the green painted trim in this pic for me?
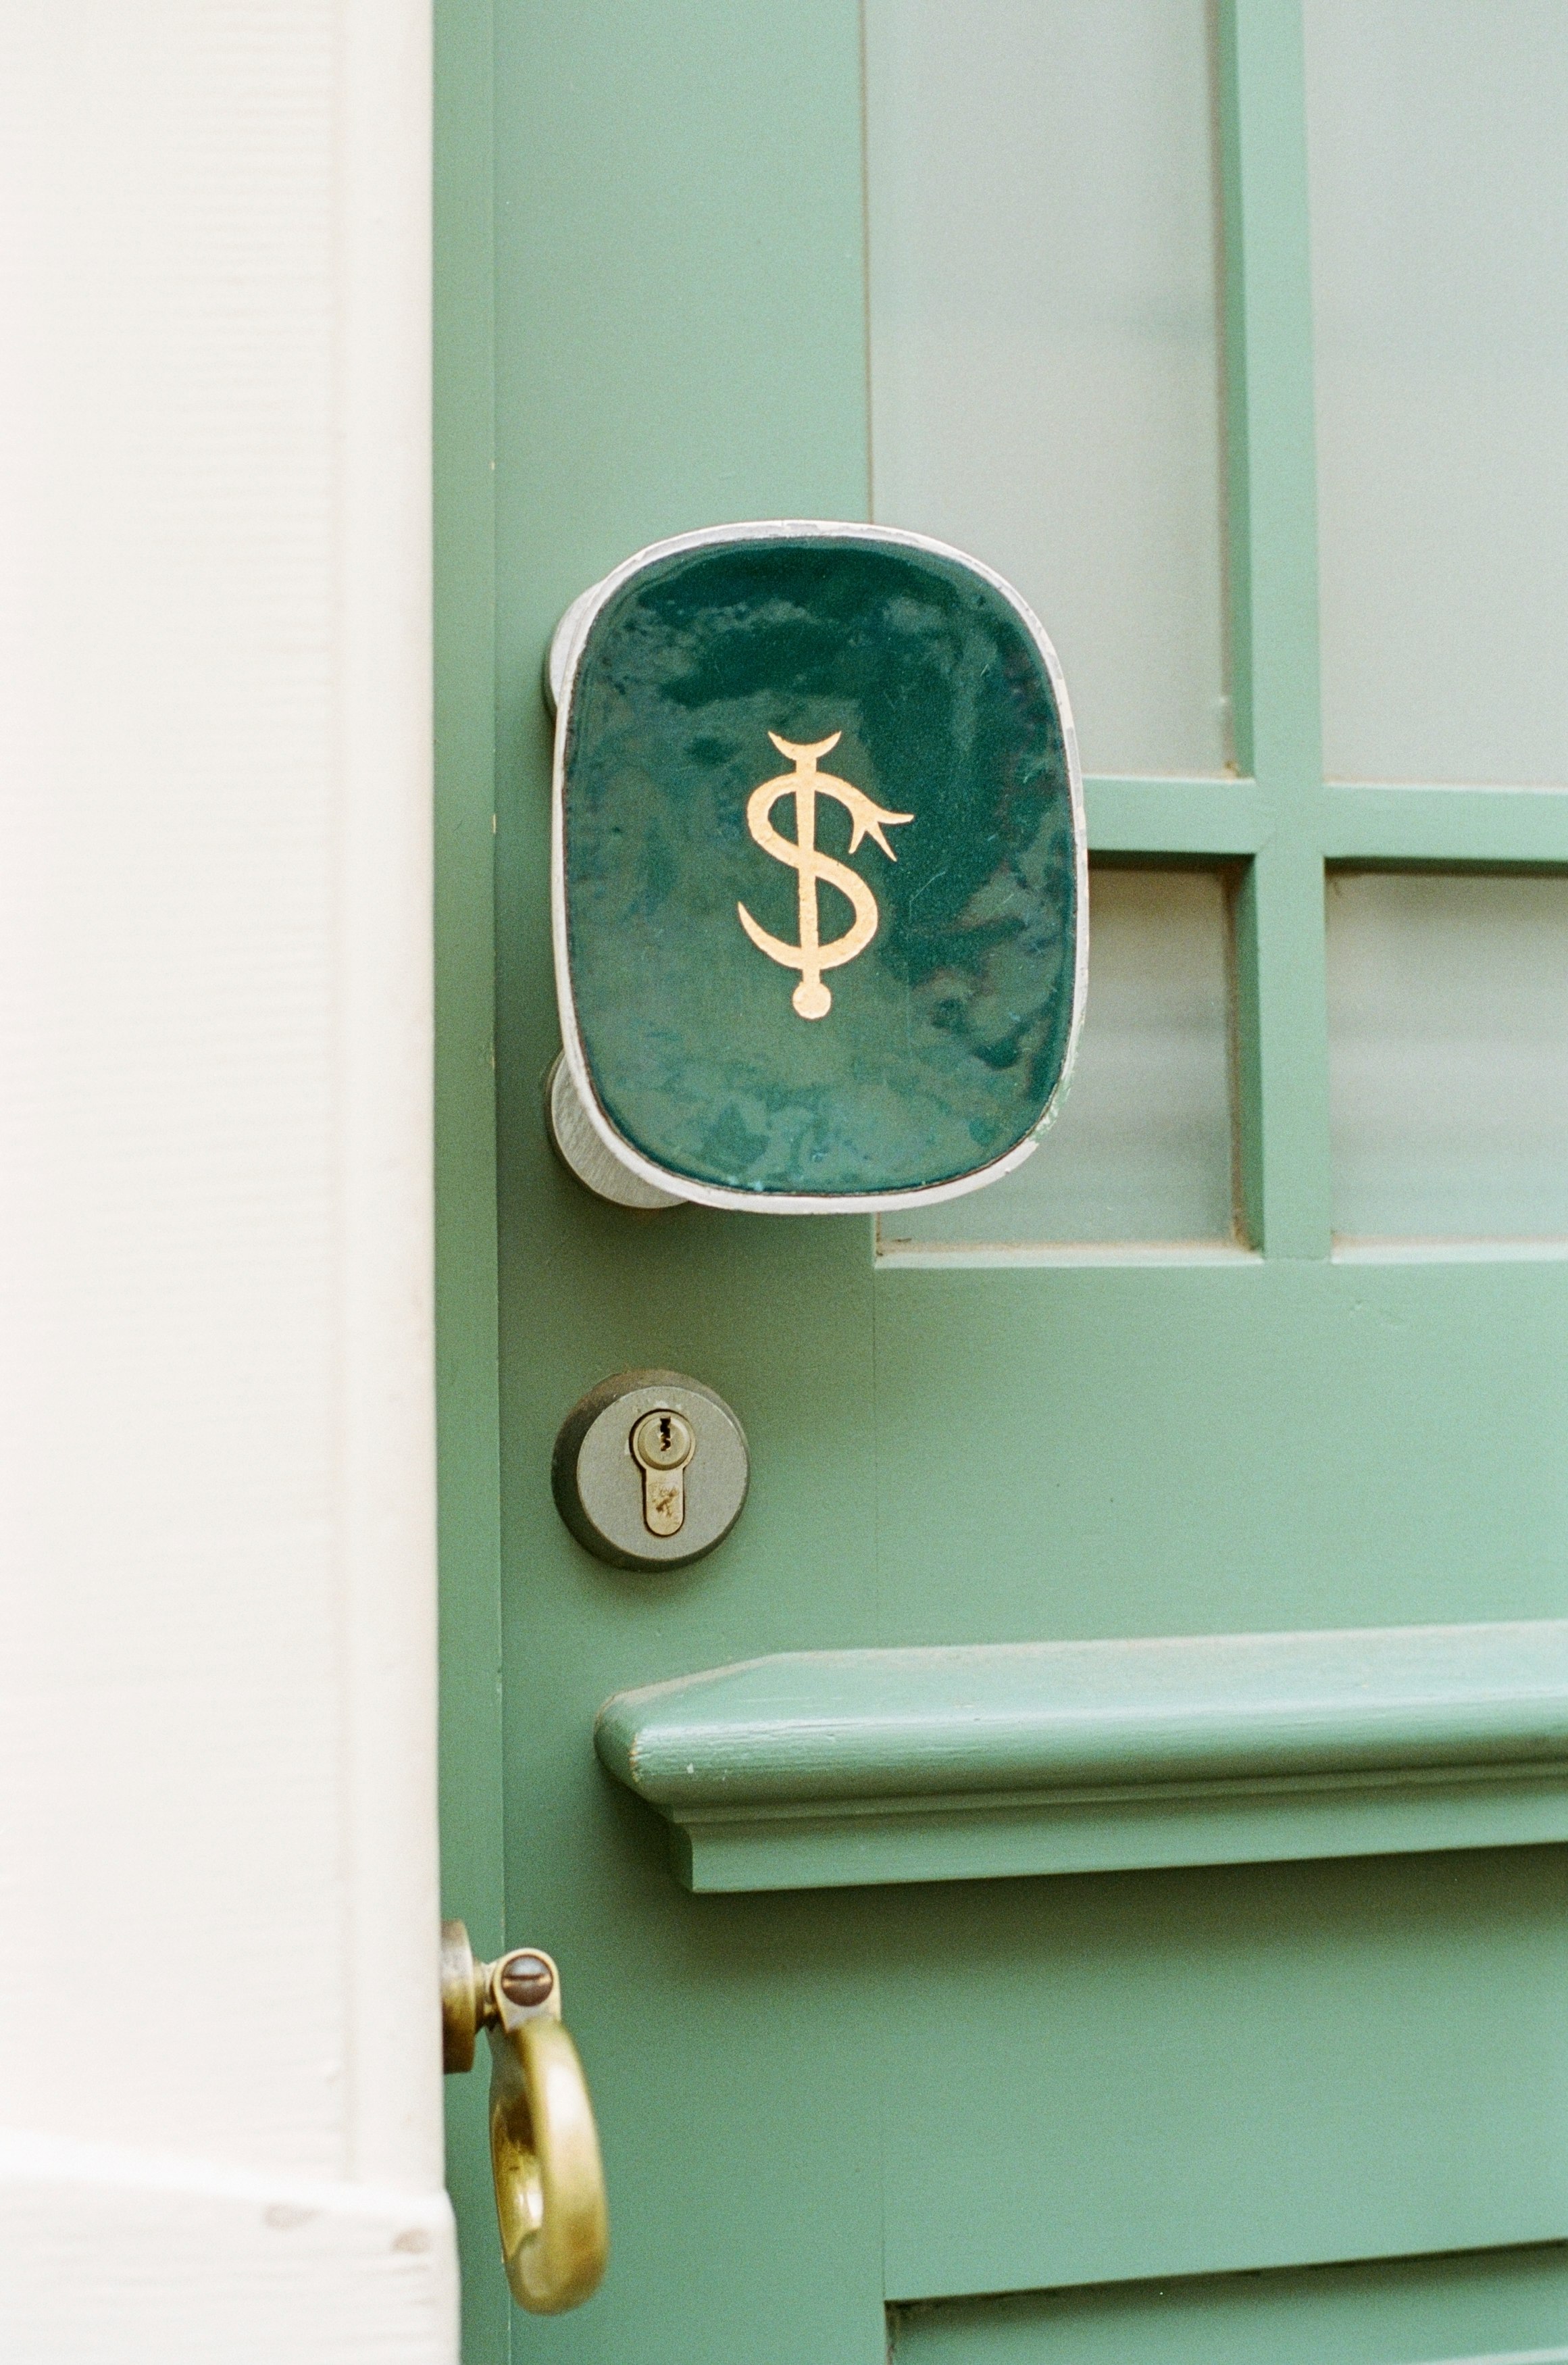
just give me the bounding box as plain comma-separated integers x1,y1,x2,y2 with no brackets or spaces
1233,835,1332,1255
486,14,891,2362
1325,784,1568,868
891,2242,1568,2362
597,1624,1568,1893
1219,2,1324,797
1084,780,1568,868
661,1776,1568,1896
1084,777,1267,857
1219,2,1332,1259
433,1,507,2358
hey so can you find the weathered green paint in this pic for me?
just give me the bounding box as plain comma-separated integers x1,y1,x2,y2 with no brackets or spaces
560,531,1080,1197
601,1622,1568,1808
596,1622,1568,1892
434,1,1568,2358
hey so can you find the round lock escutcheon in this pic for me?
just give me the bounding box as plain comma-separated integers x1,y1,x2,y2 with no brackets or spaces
551,1370,749,1570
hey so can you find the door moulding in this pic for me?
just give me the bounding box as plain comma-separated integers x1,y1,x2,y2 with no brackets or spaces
596,1622,1568,1893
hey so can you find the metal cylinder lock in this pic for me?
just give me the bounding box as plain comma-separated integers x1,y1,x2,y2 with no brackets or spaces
551,1370,749,1570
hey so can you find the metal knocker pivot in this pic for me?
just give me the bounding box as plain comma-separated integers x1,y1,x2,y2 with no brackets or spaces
440,1920,609,2314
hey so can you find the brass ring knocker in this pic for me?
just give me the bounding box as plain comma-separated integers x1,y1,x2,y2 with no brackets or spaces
441,1920,609,2313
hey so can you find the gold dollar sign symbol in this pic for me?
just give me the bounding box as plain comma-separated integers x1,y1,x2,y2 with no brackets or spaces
736,732,913,1019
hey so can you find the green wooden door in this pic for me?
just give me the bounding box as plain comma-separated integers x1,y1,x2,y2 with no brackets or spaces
437,4,1568,2360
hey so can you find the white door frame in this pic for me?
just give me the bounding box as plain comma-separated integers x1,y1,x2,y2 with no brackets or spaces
0,6,451,2355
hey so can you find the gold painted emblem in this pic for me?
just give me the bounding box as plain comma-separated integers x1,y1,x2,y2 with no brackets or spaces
736,732,913,1019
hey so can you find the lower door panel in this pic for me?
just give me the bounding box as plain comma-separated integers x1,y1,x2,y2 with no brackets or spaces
882,1851,1568,2301
890,2243,1568,2364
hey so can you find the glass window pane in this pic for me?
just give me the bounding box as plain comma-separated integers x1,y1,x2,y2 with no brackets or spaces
1327,872,1568,1239
864,0,1228,778
1305,1,1568,786
881,868,1235,1251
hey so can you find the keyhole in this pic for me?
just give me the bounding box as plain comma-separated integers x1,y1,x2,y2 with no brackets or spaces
630,1406,695,1538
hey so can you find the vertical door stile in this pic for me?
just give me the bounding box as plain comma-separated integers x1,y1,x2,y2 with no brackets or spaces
1219,0,1333,1257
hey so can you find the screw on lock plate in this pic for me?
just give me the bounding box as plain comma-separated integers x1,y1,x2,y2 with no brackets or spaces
630,1407,695,1536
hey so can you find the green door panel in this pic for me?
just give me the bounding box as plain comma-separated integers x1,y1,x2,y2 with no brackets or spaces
882,1850,1568,2299
892,2242,1568,2365
874,1262,1568,1639
436,2,1568,2360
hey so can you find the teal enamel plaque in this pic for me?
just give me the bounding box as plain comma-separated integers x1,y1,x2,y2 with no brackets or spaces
549,523,1086,1212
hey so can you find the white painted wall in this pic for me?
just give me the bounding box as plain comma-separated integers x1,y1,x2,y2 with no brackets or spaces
0,4,453,2356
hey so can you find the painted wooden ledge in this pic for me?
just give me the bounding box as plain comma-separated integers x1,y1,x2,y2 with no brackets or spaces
595,1622,1568,1893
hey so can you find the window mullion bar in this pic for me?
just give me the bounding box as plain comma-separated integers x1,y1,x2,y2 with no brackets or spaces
1220,0,1332,1256
1324,783,1568,868
1084,776,1267,858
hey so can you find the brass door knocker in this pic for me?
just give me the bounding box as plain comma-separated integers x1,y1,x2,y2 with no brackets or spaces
441,1920,609,2314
